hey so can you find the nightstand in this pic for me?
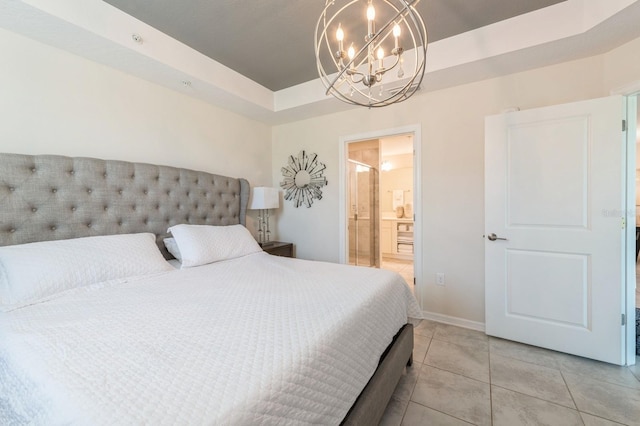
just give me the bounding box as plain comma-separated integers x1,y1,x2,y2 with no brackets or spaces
261,241,294,258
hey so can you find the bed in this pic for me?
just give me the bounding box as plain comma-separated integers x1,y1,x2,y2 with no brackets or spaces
0,153,420,425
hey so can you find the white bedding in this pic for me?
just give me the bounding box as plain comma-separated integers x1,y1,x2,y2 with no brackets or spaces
0,252,420,425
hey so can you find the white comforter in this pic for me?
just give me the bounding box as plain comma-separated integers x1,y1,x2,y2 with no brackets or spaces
0,252,420,425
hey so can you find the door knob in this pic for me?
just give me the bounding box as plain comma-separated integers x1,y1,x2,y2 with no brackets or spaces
487,233,507,241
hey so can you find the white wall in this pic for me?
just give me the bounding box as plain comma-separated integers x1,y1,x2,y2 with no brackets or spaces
3,22,639,325
272,41,640,323
0,28,272,187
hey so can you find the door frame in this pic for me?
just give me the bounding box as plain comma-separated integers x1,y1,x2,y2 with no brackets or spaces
617,90,639,365
612,82,639,365
338,124,423,310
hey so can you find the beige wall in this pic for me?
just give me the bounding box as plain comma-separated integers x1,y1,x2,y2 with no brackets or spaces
3,22,639,325
273,41,639,323
0,28,272,187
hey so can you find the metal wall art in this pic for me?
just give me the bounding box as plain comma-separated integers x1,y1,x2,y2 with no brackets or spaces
280,150,328,208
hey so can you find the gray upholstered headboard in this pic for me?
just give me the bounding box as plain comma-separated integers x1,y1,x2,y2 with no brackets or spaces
0,153,250,258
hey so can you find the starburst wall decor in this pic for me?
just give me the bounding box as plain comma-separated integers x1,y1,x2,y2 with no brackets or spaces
280,150,328,208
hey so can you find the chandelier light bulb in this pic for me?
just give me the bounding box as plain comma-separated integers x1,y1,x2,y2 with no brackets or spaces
367,3,376,21
393,23,401,38
315,0,427,107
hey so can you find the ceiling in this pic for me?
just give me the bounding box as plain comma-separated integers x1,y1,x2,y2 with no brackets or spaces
102,0,566,91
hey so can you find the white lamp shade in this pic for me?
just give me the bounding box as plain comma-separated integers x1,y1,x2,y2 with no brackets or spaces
249,187,280,210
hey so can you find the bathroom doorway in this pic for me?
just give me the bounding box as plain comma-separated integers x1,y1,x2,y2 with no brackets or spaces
342,131,418,294
339,125,422,306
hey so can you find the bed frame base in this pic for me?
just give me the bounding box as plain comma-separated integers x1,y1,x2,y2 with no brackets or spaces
341,323,414,425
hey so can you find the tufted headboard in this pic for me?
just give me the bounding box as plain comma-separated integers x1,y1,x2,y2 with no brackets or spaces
0,153,250,259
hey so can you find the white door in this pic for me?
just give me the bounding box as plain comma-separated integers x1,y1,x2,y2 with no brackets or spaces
485,95,627,365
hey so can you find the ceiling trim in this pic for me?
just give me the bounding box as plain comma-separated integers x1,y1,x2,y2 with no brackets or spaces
1,0,639,124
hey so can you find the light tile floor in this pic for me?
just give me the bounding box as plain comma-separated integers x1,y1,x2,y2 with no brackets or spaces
382,258,414,291
380,320,640,426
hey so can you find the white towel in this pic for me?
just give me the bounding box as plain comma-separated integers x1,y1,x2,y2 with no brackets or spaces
392,190,404,209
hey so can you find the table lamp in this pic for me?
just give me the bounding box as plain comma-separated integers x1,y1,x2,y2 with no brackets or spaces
249,187,280,246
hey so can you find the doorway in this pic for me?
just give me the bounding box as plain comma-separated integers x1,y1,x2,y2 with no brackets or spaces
339,125,422,306
632,93,639,359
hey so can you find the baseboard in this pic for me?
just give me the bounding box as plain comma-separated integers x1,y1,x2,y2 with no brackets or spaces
421,310,485,332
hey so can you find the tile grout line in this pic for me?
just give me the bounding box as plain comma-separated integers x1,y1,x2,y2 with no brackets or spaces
398,331,430,426
559,370,587,425
404,398,476,425
400,332,493,425
490,382,581,412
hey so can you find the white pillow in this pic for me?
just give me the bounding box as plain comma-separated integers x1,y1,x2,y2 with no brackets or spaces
163,237,182,261
0,233,173,310
167,224,262,268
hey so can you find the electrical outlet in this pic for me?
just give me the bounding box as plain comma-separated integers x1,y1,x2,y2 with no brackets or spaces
436,273,445,286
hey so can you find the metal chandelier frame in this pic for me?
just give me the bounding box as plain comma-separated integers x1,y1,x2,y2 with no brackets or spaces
315,0,427,108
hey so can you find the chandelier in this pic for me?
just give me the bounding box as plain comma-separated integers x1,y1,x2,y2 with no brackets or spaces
315,0,427,108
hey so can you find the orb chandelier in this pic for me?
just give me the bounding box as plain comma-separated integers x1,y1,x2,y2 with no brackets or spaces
315,0,427,108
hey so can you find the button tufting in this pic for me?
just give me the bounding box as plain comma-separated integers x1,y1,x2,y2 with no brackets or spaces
87,223,92,228
51,226,56,231
32,208,37,213
71,207,76,211
52,188,57,193
9,187,15,192
143,190,148,195
31,168,36,173
70,170,75,175
104,206,108,211
87,189,92,194
118,190,123,194
10,228,15,233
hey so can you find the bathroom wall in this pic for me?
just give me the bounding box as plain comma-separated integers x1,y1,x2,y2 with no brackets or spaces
380,153,414,215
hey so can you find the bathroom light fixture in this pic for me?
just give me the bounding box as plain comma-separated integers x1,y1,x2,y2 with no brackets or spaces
315,0,427,108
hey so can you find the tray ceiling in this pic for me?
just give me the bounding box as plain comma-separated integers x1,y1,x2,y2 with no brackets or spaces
102,0,566,91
